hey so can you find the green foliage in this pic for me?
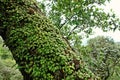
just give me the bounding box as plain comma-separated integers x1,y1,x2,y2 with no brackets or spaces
0,37,11,60
0,37,23,80
1,0,119,79
40,0,120,37
39,1,120,64
0,59,23,80
38,1,120,79
0,0,97,80
83,36,120,80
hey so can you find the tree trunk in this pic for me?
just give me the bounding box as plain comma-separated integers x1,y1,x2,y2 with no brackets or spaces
0,0,96,80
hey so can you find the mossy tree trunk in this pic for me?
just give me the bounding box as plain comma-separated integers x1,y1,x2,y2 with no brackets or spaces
0,0,97,80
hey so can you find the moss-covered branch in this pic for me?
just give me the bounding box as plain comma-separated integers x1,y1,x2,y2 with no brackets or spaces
0,0,98,80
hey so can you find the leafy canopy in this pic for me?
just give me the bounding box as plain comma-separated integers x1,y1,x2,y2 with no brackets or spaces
39,0,120,47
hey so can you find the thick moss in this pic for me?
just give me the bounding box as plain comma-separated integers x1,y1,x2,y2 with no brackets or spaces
0,0,97,80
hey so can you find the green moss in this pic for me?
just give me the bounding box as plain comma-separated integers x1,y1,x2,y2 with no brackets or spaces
0,0,97,79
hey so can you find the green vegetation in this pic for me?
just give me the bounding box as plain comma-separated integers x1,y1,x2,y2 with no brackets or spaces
0,37,23,80
0,0,95,80
40,0,120,40
0,0,120,80
82,36,120,80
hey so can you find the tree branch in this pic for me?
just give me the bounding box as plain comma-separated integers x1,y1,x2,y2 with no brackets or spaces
59,15,74,29
66,25,78,39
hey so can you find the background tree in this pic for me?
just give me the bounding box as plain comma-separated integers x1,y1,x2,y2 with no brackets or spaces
83,36,120,80
0,37,23,80
0,0,96,80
